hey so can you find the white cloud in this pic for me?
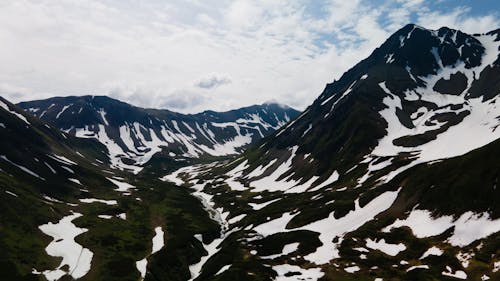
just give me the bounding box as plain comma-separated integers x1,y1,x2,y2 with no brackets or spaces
195,73,232,89
417,7,499,33
397,0,426,8
160,90,210,110
225,0,264,29
0,0,497,113
0,83,36,101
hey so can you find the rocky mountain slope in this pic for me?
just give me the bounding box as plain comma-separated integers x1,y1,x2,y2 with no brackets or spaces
19,96,299,173
161,24,500,280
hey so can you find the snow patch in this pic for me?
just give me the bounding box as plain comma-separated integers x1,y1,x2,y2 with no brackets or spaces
79,198,118,205
365,238,406,256
344,265,360,273
152,227,165,254
420,246,443,259
249,146,299,193
272,264,324,280
36,213,93,280
107,177,135,193
442,266,467,279
98,215,112,219
308,170,339,192
407,265,429,272
383,210,500,246
300,189,400,264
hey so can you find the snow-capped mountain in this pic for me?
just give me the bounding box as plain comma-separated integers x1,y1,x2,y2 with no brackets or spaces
19,96,299,173
160,24,500,280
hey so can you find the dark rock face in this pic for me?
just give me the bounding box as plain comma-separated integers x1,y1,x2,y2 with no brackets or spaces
433,72,468,95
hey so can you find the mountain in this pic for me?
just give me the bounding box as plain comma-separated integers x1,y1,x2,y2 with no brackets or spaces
18,96,299,173
160,24,500,280
0,97,224,281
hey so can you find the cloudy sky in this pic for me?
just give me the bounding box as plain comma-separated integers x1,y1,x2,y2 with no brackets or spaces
1,0,499,113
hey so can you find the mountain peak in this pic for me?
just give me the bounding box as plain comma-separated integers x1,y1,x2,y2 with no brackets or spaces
314,23,492,111
265,22,500,179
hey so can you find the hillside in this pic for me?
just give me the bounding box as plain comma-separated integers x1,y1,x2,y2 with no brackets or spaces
0,97,222,281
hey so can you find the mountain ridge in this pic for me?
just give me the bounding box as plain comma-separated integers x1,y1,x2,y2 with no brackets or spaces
18,95,300,173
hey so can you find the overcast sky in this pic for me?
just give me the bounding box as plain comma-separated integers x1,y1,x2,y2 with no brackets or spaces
1,0,499,113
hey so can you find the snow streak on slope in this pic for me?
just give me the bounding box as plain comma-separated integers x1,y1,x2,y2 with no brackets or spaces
0,155,45,180
0,99,30,124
